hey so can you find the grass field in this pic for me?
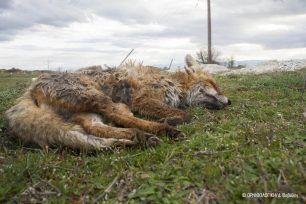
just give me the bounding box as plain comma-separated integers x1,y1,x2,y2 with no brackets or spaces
0,70,305,203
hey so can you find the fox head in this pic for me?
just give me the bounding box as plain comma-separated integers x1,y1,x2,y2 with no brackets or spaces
183,54,231,109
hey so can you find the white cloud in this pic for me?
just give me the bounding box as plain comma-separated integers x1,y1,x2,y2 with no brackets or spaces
0,0,305,69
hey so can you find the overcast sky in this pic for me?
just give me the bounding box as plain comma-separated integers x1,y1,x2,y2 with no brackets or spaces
0,0,306,70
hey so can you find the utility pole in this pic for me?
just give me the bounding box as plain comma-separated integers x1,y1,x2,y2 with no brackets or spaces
207,0,212,64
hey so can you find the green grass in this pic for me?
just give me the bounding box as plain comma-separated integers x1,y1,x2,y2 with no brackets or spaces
0,70,305,203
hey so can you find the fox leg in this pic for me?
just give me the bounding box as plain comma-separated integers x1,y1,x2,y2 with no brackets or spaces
37,103,138,149
70,113,161,147
132,98,190,126
32,85,184,139
102,103,185,139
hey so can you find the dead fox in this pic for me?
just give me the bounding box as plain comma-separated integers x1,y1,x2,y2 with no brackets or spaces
5,55,231,150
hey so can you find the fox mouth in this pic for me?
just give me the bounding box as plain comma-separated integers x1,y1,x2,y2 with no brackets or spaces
203,99,231,110
204,102,224,110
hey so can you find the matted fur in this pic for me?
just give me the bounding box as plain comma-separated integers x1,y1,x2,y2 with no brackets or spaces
5,55,230,150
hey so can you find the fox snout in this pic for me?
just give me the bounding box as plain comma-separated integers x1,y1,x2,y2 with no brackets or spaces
206,95,231,110
218,95,231,106
220,96,231,106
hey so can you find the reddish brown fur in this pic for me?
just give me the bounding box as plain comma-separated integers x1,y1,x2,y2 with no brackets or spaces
5,55,229,150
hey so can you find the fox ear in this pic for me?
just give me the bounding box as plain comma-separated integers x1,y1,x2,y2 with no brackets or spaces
185,54,198,67
184,66,195,76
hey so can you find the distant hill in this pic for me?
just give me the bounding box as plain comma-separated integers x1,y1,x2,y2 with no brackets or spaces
4,68,24,73
0,68,55,74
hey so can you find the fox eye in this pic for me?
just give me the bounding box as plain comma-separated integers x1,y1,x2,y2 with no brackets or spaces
199,88,205,93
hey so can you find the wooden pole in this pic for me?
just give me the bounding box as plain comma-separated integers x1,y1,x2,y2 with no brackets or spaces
207,0,212,64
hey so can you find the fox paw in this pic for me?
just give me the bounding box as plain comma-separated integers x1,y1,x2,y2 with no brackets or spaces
147,136,162,147
134,130,162,147
164,127,186,140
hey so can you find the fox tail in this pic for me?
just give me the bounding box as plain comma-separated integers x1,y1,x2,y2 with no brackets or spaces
5,91,132,150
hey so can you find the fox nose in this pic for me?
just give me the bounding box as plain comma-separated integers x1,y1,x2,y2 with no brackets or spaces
227,99,231,105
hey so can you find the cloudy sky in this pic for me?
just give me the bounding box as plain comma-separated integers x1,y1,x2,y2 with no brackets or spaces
0,0,306,70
